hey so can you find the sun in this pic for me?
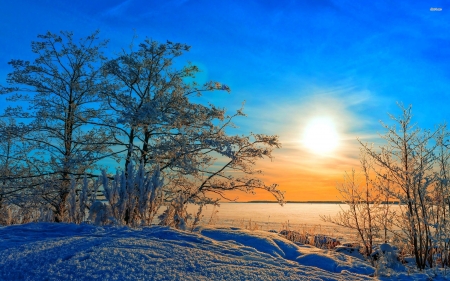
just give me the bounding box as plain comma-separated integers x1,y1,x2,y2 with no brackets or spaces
302,117,339,155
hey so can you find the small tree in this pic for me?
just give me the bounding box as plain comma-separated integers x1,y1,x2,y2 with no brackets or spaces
360,104,441,270
430,126,450,267
321,149,381,259
327,104,450,271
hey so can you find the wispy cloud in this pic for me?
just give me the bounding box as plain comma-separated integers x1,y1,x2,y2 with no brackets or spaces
101,0,133,18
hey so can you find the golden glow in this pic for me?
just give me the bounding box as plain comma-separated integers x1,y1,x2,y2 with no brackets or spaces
302,117,339,155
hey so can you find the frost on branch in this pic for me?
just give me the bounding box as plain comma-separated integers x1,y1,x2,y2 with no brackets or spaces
100,38,284,223
181,133,285,205
327,103,450,271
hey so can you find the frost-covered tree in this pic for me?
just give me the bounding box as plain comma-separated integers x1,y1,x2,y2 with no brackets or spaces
100,39,284,226
328,104,450,270
0,119,27,223
360,104,442,270
0,119,22,206
0,31,111,221
100,40,234,173
321,149,382,259
0,117,47,224
430,126,450,267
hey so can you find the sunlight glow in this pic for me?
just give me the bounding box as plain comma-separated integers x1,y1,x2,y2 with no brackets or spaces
302,117,339,155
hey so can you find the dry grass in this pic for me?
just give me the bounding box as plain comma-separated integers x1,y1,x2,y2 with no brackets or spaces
278,222,341,249
208,218,344,250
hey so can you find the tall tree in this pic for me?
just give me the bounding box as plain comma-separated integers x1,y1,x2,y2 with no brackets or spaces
0,31,111,221
101,39,284,225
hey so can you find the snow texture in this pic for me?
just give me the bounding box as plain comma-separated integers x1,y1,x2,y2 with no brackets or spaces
0,223,441,280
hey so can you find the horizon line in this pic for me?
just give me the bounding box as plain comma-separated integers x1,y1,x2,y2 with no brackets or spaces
223,200,401,204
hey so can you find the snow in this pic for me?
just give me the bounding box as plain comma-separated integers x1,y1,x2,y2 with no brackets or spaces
198,227,374,275
0,223,445,280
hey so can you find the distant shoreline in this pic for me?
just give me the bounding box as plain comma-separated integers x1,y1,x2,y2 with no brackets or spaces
224,201,400,204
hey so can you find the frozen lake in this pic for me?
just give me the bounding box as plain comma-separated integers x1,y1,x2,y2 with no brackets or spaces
187,203,401,241
188,203,352,237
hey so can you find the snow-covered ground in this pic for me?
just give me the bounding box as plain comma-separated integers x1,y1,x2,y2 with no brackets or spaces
0,223,443,280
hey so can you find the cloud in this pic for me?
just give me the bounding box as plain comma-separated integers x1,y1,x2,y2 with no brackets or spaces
101,0,133,18
100,0,190,23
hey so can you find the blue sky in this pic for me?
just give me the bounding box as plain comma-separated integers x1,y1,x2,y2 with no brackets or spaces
1,0,449,200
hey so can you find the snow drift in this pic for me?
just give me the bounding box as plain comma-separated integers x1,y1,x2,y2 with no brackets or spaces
6,223,432,280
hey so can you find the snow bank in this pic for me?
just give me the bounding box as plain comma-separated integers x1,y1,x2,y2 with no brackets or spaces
0,223,407,280
198,227,374,275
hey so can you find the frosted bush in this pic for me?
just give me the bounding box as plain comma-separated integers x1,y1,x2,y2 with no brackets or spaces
373,243,404,276
158,193,189,229
67,175,101,224
101,162,164,226
88,201,113,225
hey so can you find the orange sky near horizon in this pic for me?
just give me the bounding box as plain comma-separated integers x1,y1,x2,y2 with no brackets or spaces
218,90,380,203
222,130,368,202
